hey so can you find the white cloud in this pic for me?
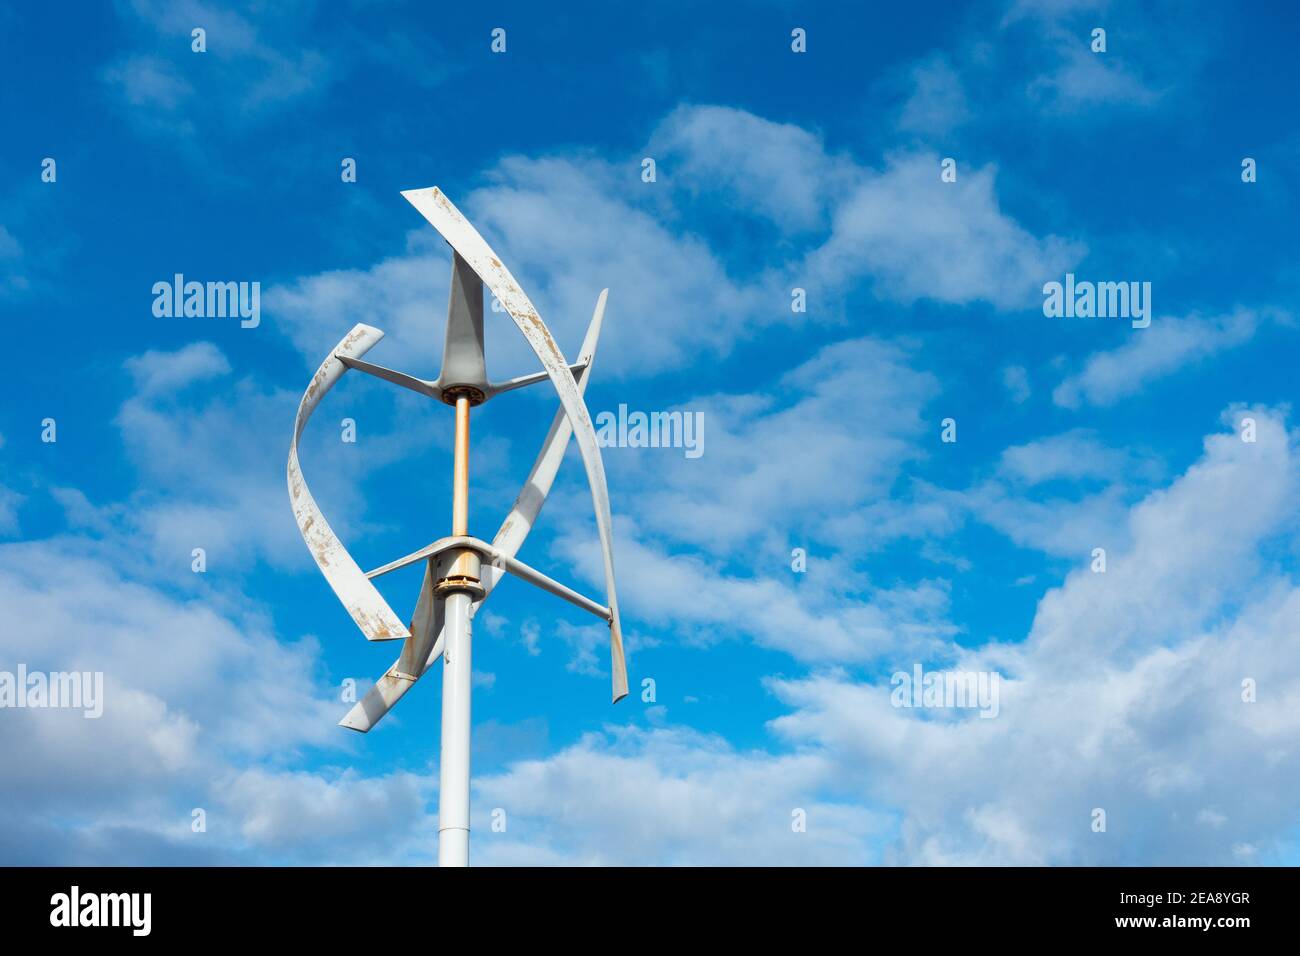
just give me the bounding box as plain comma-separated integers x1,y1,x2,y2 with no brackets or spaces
0,539,340,759
219,768,432,862
125,341,230,396
1002,364,1031,403
1028,32,1163,111
564,523,955,666
107,1,330,117
996,429,1141,484
0,530,364,860
959,480,1131,558
999,3,1168,112
265,230,448,374
473,725,892,865
464,155,775,375
802,152,1084,310
650,104,852,231
1053,309,1268,409
768,406,1300,864
898,55,971,136
951,431,1162,558
613,336,940,554
102,55,194,110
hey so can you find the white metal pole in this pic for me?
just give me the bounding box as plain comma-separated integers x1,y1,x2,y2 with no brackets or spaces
438,589,472,866
439,394,474,867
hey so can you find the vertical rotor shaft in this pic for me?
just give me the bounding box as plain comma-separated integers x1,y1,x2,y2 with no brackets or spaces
452,394,470,536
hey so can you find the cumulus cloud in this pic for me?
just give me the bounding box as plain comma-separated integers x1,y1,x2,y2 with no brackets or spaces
0,530,366,862
938,429,1165,559
105,0,330,120
767,406,1300,864
612,336,940,554
473,725,892,865
1002,364,1031,403
219,768,432,863
103,55,194,111
995,429,1149,485
898,55,971,136
1053,309,1272,408
1027,35,1163,111
650,104,854,231
563,523,955,667
802,153,1083,310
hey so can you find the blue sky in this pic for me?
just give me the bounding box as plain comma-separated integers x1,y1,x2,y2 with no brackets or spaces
2,0,1299,865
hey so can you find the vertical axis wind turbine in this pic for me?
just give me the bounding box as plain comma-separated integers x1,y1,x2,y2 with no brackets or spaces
287,187,627,866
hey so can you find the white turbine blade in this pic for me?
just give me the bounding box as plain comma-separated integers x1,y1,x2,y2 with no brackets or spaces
399,556,446,674
340,567,444,732
402,187,628,703
492,289,606,562
575,288,607,369
339,291,610,732
288,324,409,642
338,560,446,732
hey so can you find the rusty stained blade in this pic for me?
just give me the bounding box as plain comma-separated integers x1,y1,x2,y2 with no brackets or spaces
287,324,410,642
401,187,628,703
339,291,611,731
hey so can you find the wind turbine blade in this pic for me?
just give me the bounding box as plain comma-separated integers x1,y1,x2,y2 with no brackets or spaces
402,186,627,702
339,290,612,732
288,324,410,642
576,288,607,368
339,562,447,733
400,557,446,674
435,252,489,395
491,288,606,563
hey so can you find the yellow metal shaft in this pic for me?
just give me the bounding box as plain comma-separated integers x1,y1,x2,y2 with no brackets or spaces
452,394,470,536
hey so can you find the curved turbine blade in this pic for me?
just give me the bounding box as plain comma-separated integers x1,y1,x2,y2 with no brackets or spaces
340,291,611,731
492,289,606,562
401,187,628,703
337,559,447,733
288,324,410,642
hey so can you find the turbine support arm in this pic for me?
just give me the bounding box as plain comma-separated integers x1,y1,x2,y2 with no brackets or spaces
365,535,612,624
